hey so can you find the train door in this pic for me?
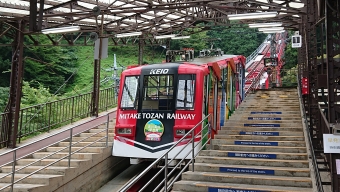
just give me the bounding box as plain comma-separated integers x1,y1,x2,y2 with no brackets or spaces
220,68,227,126
135,72,177,156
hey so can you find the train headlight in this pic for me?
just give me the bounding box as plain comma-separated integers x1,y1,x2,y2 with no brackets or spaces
118,128,132,134
176,129,185,135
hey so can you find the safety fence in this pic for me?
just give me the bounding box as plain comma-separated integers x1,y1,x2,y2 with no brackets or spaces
0,87,117,148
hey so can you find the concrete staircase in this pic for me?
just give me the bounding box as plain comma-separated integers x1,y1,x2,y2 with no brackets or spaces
0,120,128,192
173,89,314,192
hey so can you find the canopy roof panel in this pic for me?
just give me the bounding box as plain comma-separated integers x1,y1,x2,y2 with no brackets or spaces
0,0,306,37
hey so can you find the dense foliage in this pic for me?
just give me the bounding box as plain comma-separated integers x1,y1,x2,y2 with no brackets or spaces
207,25,267,56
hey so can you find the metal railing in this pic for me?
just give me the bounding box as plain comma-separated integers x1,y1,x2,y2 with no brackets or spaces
244,67,265,97
0,87,117,148
119,115,211,192
0,111,114,192
245,35,271,67
297,76,324,192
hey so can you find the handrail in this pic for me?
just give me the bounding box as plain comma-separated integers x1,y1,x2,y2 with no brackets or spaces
119,114,211,192
297,75,324,192
0,111,113,191
245,67,265,96
245,35,271,68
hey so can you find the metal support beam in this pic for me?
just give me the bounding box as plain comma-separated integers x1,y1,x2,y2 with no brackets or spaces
29,0,37,32
91,15,104,117
4,20,24,148
138,33,144,65
325,0,340,190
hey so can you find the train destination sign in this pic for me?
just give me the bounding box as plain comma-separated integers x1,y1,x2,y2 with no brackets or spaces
244,124,280,127
250,112,282,114
119,113,196,120
234,141,279,146
248,117,282,120
219,167,275,175
208,187,268,192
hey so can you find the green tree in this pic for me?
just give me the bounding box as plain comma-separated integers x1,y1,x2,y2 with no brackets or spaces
0,87,9,112
24,36,78,94
207,24,267,56
170,30,208,55
20,81,58,108
0,36,13,87
283,31,298,69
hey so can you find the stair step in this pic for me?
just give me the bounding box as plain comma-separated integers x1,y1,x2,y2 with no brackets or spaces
227,119,302,122
32,152,96,159
58,141,111,147
0,173,63,184
181,171,312,188
218,130,303,136
215,135,305,141
0,183,45,192
88,129,114,133
195,156,309,168
79,132,115,137
228,114,301,121
210,144,307,153
172,180,313,192
199,150,307,160
224,123,302,127
46,146,106,153
220,126,303,131
66,136,109,142
190,163,310,177
16,159,87,167
1,166,71,175
212,139,306,147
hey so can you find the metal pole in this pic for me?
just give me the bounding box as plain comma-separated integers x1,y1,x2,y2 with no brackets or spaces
106,114,109,147
213,79,218,131
164,154,168,192
10,151,17,192
191,132,195,172
68,128,73,167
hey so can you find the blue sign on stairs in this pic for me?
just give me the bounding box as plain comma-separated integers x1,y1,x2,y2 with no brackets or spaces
219,167,275,175
228,152,277,159
239,131,279,136
248,117,282,120
244,124,280,127
251,112,282,114
208,187,268,192
234,141,279,146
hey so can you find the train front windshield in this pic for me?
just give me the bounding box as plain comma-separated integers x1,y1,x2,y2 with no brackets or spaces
142,75,174,111
120,74,196,110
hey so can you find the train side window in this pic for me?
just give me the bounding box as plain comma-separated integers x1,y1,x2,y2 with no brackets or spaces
176,75,196,110
121,76,139,109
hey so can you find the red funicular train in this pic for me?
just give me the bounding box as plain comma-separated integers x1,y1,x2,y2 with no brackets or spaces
112,53,245,164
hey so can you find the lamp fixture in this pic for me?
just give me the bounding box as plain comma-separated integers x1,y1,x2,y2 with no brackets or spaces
261,30,285,34
41,26,81,34
155,34,176,39
115,32,142,38
228,12,277,20
249,23,282,28
171,36,190,40
258,27,285,31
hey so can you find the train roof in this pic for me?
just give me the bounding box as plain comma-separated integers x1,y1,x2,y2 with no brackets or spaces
187,55,239,65
124,62,208,74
